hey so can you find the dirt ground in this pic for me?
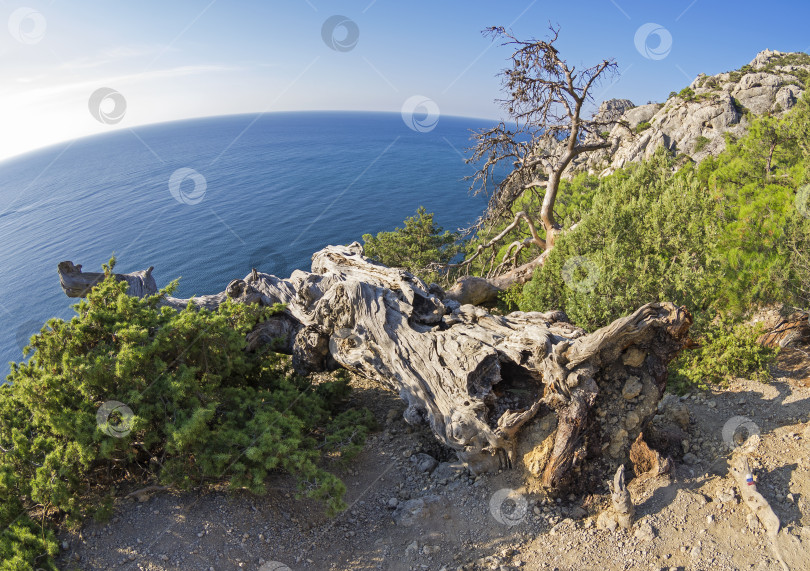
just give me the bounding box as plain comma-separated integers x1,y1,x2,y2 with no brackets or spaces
55,349,810,571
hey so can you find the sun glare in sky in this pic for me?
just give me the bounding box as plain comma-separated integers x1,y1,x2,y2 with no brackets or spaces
2,0,809,161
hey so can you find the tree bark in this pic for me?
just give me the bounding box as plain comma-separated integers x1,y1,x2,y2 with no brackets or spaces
445,249,552,306
57,243,691,489
57,261,157,298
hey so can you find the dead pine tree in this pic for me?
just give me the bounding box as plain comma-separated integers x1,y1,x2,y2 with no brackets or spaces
446,26,619,306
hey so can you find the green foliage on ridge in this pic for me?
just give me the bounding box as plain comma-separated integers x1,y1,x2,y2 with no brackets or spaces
694,136,710,153
517,92,810,320
362,206,462,283
635,121,651,133
757,52,810,88
668,319,777,394
0,261,374,568
519,151,725,332
501,92,810,390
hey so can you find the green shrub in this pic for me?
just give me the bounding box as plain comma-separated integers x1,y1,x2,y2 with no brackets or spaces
730,96,750,116
678,87,695,101
0,517,59,571
782,207,810,307
694,136,711,153
517,94,810,333
698,109,805,313
509,92,810,393
1,261,374,568
695,91,719,102
727,64,754,84
635,121,652,134
668,319,778,393
519,151,724,332
788,69,809,89
362,206,461,283
497,282,525,313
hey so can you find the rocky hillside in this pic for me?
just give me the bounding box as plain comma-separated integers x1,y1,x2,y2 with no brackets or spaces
577,49,810,176
55,358,810,571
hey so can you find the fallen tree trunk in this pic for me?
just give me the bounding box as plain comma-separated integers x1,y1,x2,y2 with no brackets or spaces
58,260,157,298
445,250,552,306
57,243,691,489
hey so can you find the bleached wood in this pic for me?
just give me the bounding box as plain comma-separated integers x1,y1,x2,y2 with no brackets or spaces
57,243,691,485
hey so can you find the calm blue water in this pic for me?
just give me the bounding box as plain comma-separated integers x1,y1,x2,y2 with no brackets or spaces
0,112,492,379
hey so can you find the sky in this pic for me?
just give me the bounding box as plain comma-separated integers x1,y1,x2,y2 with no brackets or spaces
1,0,809,161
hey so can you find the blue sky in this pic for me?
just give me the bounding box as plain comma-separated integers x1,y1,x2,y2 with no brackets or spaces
1,0,809,160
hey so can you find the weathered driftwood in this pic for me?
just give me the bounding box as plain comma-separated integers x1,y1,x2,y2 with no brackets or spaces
58,261,157,298
57,243,691,488
597,465,635,530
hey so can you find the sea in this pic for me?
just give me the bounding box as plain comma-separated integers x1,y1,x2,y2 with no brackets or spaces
0,111,495,380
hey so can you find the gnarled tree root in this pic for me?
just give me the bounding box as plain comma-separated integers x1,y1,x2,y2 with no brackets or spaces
58,242,691,489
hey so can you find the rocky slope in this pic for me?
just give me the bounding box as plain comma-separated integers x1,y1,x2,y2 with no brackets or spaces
55,351,810,570
576,49,810,176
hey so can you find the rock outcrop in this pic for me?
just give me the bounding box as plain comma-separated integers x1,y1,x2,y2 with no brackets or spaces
575,50,809,176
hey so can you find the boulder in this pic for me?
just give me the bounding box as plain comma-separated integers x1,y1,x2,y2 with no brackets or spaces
624,103,661,129
575,49,809,176
431,461,466,480
392,495,446,527
410,453,439,474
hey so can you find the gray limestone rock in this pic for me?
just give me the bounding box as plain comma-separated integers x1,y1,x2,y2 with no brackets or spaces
410,452,439,474
573,50,808,176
